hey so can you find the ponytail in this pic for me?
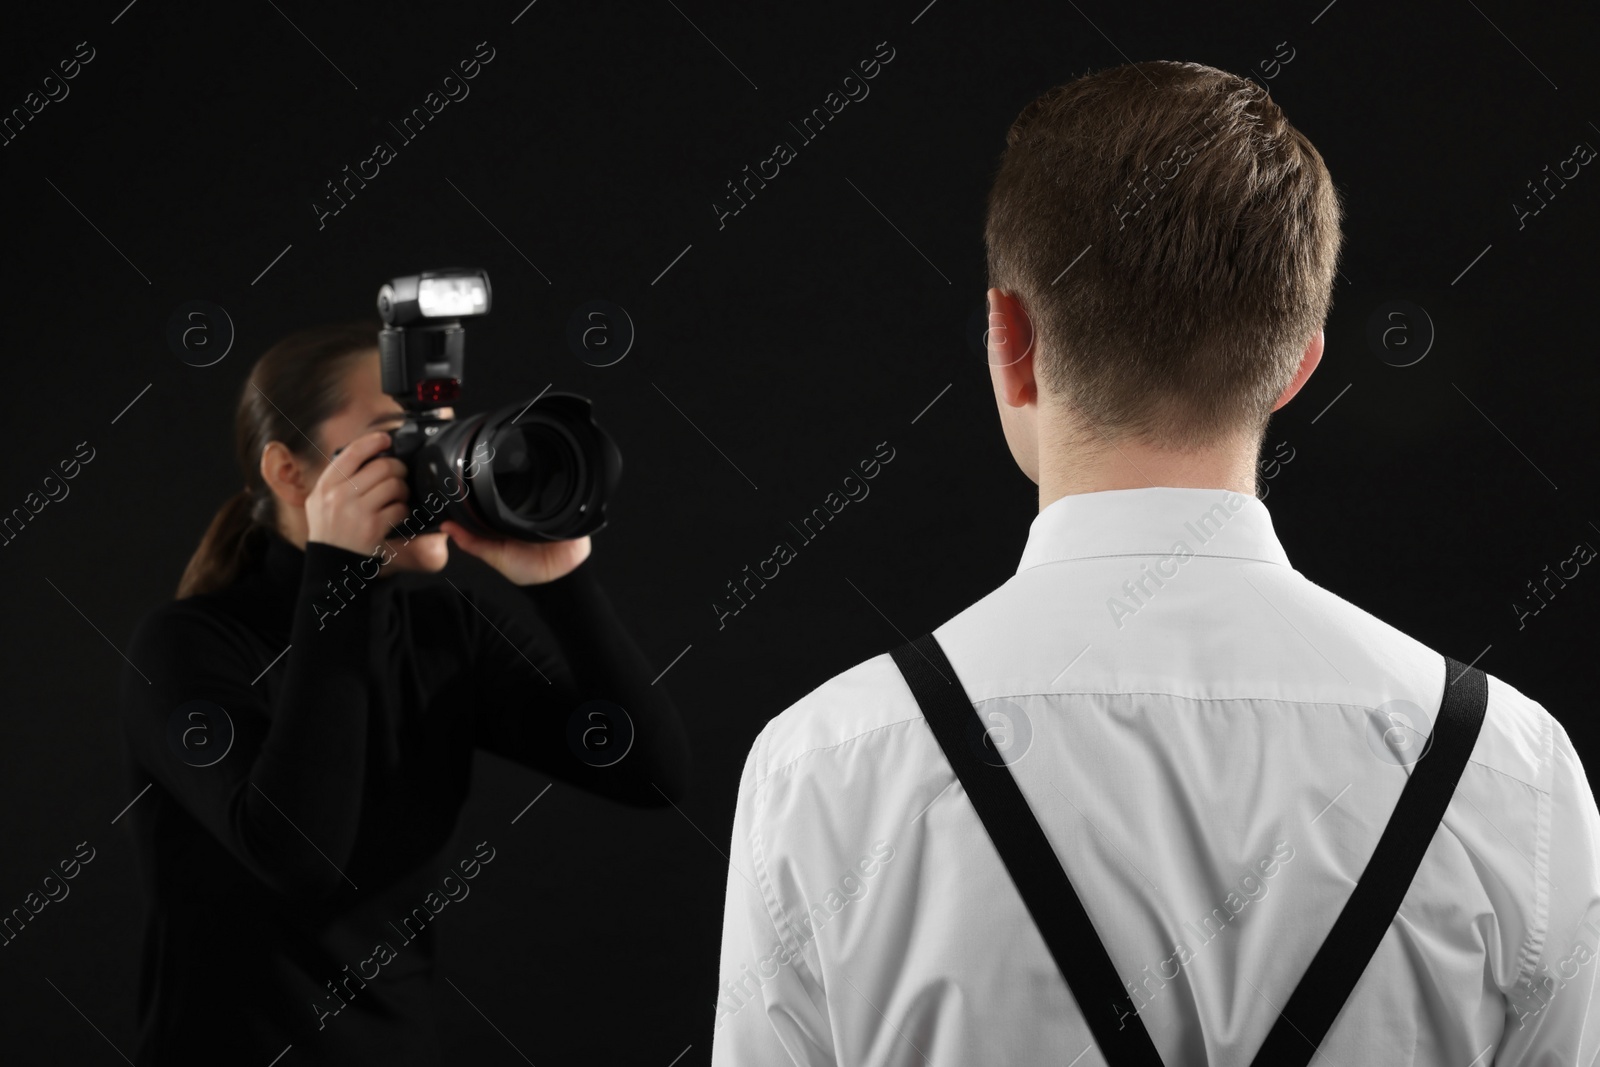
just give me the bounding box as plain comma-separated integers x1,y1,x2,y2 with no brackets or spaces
176,487,273,599
175,319,381,599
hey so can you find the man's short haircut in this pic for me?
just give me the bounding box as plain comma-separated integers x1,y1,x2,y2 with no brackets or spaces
983,60,1345,450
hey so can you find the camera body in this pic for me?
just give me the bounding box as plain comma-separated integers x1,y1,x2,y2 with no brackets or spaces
374,268,621,542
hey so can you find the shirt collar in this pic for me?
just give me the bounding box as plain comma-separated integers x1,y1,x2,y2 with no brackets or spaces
1015,486,1291,575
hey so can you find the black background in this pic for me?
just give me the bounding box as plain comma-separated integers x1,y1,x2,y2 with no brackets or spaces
1,1,1596,1063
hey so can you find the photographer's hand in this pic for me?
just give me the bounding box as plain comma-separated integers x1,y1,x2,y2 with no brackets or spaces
306,430,410,556
439,520,592,586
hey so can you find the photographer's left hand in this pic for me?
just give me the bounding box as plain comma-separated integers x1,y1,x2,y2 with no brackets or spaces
439,520,592,586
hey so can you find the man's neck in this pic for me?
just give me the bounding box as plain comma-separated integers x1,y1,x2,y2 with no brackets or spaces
1035,430,1261,512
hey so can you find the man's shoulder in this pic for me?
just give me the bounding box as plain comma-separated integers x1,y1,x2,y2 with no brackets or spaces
746,580,1022,786
1287,570,1560,792
1473,668,1561,795
749,646,927,786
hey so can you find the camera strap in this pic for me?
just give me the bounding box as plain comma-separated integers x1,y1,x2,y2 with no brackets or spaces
888,631,1488,1067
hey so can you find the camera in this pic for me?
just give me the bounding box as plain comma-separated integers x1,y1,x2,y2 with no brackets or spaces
371,267,621,542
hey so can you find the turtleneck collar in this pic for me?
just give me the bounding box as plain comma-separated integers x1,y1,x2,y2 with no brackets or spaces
261,526,304,580
247,526,310,620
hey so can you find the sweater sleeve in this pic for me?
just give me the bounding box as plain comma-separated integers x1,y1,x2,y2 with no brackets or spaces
119,541,379,899
467,555,692,806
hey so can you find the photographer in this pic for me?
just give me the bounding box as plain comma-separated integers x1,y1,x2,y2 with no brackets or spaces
117,320,690,1065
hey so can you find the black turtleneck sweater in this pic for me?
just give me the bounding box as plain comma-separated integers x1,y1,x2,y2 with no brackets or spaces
117,528,690,1065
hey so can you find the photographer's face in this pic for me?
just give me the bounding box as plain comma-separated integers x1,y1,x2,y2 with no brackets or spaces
315,349,450,575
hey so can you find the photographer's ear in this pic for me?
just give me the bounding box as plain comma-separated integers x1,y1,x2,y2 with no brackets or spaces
260,440,315,507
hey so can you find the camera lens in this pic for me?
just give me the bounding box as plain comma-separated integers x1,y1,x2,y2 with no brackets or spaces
408,393,619,542
492,422,581,522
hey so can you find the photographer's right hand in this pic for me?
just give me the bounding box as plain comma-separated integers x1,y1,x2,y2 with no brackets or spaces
304,430,411,556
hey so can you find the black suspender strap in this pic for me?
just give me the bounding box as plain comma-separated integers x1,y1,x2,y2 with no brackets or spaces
889,632,1165,1066
889,632,1490,1067
1249,654,1487,1066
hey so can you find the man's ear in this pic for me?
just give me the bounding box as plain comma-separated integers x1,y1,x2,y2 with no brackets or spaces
260,440,314,508
1271,329,1324,412
987,287,1037,408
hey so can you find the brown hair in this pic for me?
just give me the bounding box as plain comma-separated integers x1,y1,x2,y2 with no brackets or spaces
176,320,380,599
983,60,1344,450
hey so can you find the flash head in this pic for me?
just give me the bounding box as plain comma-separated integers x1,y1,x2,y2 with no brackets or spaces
376,268,491,327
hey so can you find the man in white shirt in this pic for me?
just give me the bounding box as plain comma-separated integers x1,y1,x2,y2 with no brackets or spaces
711,59,1600,1066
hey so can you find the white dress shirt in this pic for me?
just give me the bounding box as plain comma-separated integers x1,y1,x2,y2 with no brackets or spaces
711,486,1600,1067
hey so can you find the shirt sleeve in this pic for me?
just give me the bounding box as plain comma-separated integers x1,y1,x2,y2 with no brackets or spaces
118,541,379,899
465,555,691,806
711,725,835,1067
1494,714,1600,1066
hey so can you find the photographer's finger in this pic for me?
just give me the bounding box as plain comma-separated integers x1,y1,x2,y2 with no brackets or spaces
378,501,412,532
356,458,408,493
330,430,393,478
